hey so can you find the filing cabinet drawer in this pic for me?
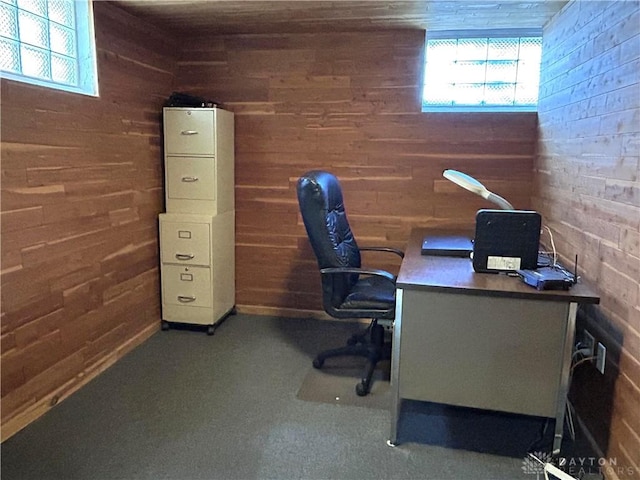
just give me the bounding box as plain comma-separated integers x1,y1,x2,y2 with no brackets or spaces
164,109,215,155
166,156,216,201
162,265,212,308
160,220,210,266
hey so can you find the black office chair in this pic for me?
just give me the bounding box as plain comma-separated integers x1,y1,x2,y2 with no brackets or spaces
296,170,404,396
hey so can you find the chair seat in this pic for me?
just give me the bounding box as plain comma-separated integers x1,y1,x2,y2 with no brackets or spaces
341,276,395,310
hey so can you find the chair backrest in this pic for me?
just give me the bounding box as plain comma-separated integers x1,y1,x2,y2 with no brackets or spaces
296,171,361,311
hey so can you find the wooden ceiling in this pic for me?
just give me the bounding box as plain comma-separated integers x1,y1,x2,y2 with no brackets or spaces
111,1,569,35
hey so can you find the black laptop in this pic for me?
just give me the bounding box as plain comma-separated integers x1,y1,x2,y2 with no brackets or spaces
421,235,474,257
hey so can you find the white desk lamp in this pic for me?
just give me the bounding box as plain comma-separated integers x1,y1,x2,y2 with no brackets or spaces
443,169,514,210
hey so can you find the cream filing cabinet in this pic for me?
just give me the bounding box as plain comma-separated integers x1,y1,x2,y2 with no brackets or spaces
159,107,235,335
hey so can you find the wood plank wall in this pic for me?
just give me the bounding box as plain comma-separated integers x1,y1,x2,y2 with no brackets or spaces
173,31,538,316
0,3,175,440
537,1,639,478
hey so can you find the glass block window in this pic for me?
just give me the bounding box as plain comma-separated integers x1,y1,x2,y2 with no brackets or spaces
422,31,542,111
0,0,97,96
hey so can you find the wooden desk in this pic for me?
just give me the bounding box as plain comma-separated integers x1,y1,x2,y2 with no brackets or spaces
389,228,599,454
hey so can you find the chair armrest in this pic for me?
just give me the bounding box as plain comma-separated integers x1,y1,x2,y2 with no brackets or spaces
360,246,405,259
320,267,397,285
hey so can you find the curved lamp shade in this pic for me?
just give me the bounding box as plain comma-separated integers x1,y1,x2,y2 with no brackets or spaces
443,169,514,210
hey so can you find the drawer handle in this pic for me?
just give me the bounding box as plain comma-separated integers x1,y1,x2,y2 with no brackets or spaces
175,253,195,261
181,176,199,183
181,130,198,135
177,295,196,303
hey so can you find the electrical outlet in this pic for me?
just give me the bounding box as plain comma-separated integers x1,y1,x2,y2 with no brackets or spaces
596,343,606,374
582,329,595,357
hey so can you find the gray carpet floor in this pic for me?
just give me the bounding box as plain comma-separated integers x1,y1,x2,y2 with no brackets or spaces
1,314,592,480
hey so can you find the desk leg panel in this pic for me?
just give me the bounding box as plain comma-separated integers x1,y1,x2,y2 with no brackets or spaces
553,302,578,455
389,288,404,446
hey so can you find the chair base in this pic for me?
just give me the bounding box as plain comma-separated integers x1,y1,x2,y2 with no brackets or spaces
312,320,391,396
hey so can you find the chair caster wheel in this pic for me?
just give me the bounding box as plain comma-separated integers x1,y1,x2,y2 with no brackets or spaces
355,382,369,396
312,358,324,369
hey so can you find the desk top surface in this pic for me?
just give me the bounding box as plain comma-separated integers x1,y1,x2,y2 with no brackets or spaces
397,228,600,304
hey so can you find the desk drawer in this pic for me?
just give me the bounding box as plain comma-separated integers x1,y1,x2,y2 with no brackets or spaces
160,218,210,266
162,265,212,308
166,156,216,201
164,109,214,155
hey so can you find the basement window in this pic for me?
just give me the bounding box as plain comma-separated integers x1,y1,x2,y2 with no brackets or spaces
422,30,542,112
0,0,98,96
